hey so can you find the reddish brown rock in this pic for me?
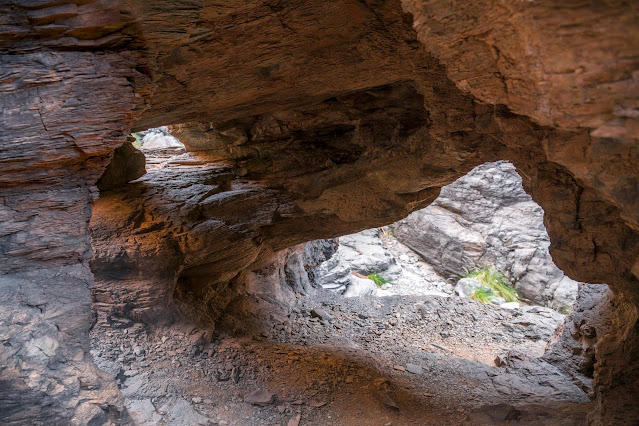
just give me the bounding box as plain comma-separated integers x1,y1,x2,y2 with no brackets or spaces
1,0,638,424
96,139,146,191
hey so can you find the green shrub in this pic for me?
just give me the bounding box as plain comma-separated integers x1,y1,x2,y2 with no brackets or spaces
367,271,389,287
465,267,519,303
470,288,494,304
559,305,572,315
379,226,394,238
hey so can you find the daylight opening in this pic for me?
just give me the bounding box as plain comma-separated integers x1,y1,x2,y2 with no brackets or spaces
292,161,593,366
132,127,186,169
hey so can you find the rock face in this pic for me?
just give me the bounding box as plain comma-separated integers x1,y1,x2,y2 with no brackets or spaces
543,284,617,396
394,161,580,309
97,140,146,191
1,0,639,424
311,229,404,294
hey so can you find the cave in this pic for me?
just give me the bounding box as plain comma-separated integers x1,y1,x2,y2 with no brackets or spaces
1,1,638,425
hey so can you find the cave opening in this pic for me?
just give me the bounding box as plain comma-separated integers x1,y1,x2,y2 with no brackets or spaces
3,1,638,424
89,150,608,425
293,160,587,367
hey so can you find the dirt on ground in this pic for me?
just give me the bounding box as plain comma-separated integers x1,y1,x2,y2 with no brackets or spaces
91,287,590,425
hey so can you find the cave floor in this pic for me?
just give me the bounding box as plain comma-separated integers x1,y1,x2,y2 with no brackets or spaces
91,291,591,425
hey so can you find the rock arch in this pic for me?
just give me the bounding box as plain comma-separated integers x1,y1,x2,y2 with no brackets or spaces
1,1,637,424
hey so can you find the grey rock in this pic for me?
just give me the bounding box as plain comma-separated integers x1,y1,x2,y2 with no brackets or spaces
550,276,580,312
140,127,184,149
394,161,579,309
455,278,486,298
310,229,404,294
405,363,423,375
310,308,334,322
502,306,565,342
158,399,211,425
126,399,161,426
500,302,519,310
244,389,276,406
343,275,377,297
489,296,506,305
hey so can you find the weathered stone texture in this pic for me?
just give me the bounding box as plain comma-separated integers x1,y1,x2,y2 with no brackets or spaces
96,140,146,191
400,0,639,229
1,0,638,424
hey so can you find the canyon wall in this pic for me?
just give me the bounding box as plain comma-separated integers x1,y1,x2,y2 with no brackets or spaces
1,0,638,424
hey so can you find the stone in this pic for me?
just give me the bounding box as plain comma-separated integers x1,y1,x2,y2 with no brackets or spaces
310,309,334,322
551,276,580,313
287,414,301,426
500,302,520,310
502,307,565,342
455,278,486,298
405,364,423,375
343,275,378,298
244,390,276,406
158,399,211,425
394,162,581,309
126,399,162,426
140,127,184,150
489,296,506,305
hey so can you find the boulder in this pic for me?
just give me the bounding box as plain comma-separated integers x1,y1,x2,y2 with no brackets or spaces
244,390,276,406
343,275,378,297
140,127,184,149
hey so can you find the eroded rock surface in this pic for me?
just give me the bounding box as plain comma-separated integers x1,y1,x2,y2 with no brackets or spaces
1,0,638,423
310,161,581,310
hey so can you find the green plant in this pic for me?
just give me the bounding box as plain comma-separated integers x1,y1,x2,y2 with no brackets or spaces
367,271,389,287
379,226,394,238
465,267,519,303
470,288,494,304
559,305,572,315
131,132,143,148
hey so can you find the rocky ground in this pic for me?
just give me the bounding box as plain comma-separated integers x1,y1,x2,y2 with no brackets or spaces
90,287,589,426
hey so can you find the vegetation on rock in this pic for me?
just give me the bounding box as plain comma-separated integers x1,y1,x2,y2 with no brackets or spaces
367,271,390,287
466,267,518,304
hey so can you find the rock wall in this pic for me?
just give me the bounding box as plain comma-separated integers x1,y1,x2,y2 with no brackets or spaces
394,161,579,309
1,0,638,424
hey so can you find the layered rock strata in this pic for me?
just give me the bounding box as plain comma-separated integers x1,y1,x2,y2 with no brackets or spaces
1,0,638,424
